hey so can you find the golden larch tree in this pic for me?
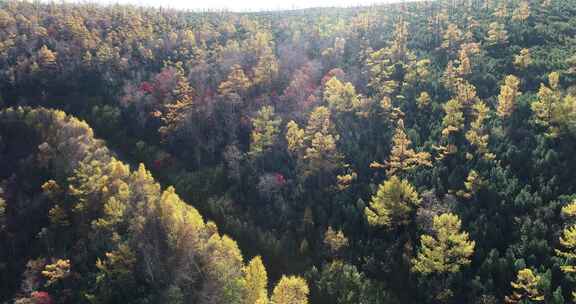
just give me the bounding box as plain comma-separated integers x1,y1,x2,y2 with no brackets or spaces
411,213,475,274
497,75,521,119
375,119,431,176
244,256,269,304
364,176,420,228
505,269,544,303
271,276,309,304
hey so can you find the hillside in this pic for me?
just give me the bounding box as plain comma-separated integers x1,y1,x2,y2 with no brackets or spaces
1,0,576,303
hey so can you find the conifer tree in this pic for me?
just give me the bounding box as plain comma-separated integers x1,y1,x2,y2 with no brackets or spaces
442,61,460,91
286,120,305,155
366,49,397,97
412,213,475,274
249,105,281,157
466,101,495,160
218,64,251,103
497,75,521,119
441,23,462,52
159,64,195,140
486,22,508,45
37,45,57,69
305,106,334,137
505,269,544,303
416,92,431,109
365,176,420,228
531,72,576,137
390,18,409,62
457,49,472,76
253,50,279,87
514,48,532,69
304,132,341,177
94,243,137,301
493,2,508,19
556,200,576,301
441,99,464,138
244,256,268,304
271,276,309,304
48,204,70,227
457,170,485,199
532,72,561,136
512,1,530,22
324,226,349,255
324,77,360,113
556,200,576,273
373,119,431,176
286,107,343,182
42,259,70,286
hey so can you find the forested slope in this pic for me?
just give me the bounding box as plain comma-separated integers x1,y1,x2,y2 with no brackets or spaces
0,107,308,303
2,0,576,303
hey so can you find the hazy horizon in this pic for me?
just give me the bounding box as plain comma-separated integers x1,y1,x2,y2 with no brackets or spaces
70,0,414,12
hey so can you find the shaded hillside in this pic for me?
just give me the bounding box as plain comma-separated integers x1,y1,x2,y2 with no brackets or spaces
1,0,576,303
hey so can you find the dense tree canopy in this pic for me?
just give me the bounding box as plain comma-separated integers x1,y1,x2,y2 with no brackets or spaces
2,0,576,303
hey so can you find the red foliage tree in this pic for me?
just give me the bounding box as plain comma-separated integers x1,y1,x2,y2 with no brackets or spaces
31,291,53,304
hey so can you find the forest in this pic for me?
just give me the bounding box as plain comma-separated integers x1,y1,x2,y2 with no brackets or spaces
1,0,576,303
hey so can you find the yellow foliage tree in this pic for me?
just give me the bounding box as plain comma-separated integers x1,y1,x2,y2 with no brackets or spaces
271,276,309,304
505,269,545,303
253,50,279,87
286,107,343,181
456,170,485,199
373,119,431,176
286,120,305,155
411,213,475,274
416,91,431,109
324,226,349,255
49,204,70,227
493,2,508,19
532,72,576,137
514,48,532,69
250,105,282,157
390,18,410,63
497,75,521,119
556,200,576,273
364,176,420,228
466,101,495,160
244,256,268,304
42,259,71,286
441,23,462,52
486,22,508,46
219,64,251,102
441,99,464,138
324,77,361,113
159,64,195,140
37,45,57,69
512,1,530,22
